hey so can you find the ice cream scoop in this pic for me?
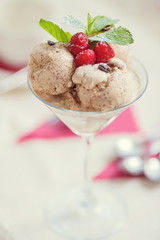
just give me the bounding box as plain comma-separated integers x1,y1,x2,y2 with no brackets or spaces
72,58,133,111
110,44,132,67
28,42,76,95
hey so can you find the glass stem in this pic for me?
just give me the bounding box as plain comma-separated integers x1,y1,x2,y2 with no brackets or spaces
83,135,94,189
80,134,95,209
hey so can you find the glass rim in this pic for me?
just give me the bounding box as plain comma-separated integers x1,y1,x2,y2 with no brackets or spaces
27,56,148,115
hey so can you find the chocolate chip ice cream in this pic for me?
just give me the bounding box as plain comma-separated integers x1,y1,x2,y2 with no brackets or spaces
110,44,132,67
28,42,76,95
72,58,133,111
28,42,135,112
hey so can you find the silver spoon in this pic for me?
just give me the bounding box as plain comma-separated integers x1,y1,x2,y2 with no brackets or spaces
144,157,160,181
119,155,160,181
115,137,142,158
149,138,160,156
119,155,144,175
115,131,160,159
114,127,160,180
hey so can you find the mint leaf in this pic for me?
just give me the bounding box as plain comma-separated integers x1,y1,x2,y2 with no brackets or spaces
65,32,72,42
86,13,92,35
87,16,119,35
105,27,134,45
62,15,86,30
87,13,92,26
39,18,72,42
89,26,134,45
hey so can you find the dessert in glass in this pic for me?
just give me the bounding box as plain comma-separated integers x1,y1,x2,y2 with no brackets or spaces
27,15,148,240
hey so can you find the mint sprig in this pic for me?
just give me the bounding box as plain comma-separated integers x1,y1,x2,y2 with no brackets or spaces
87,13,92,27
89,26,134,45
39,19,72,42
62,15,86,30
87,14,119,35
39,15,134,46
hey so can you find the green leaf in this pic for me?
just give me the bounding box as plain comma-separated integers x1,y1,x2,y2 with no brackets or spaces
86,13,92,35
89,26,134,45
39,18,72,42
65,32,72,42
62,15,86,30
87,16,119,35
87,13,92,26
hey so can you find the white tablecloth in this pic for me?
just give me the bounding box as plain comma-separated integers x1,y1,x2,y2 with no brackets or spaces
0,0,160,239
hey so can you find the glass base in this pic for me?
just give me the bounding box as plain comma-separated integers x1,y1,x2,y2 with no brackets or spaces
45,185,127,240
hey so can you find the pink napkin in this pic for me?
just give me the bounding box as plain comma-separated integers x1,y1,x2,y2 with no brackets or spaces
93,157,143,180
0,58,25,72
93,154,160,181
18,107,139,142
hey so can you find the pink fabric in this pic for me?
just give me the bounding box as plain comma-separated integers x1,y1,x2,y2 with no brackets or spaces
0,58,26,72
93,157,143,180
18,107,143,180
18,107,139,142
93,146,160,181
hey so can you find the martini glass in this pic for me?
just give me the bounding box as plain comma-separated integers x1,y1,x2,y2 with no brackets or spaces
28,57,148,240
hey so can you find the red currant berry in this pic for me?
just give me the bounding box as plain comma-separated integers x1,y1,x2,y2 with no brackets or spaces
94,42,115,63
75,49,96,67
69,32,89,55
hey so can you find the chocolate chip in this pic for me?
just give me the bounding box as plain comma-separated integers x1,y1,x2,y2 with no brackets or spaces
47,40,55,46
102,25,111,32
98,63,110,73
108,63,115,68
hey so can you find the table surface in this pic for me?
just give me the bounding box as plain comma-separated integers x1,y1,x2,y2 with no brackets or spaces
0,0,160,239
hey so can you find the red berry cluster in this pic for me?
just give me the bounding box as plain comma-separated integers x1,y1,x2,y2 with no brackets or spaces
68,32,115,67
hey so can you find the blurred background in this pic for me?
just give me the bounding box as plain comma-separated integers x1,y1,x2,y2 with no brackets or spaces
0,0,160,65
0,0,160,240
